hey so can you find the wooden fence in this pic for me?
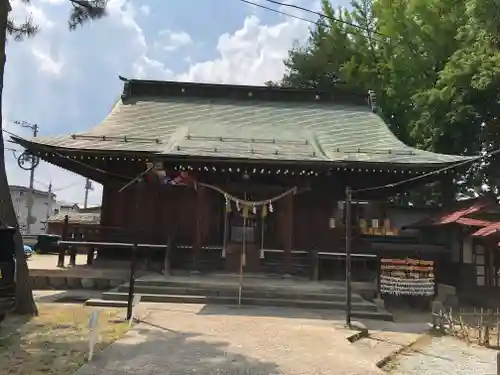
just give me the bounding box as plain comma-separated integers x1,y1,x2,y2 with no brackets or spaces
433,307,500,348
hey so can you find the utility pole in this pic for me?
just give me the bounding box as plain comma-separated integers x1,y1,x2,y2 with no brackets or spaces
84,178,92,209
45,182,53,230
15,120,39,234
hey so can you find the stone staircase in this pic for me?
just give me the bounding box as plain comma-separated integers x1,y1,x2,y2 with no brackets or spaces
86,275,393,321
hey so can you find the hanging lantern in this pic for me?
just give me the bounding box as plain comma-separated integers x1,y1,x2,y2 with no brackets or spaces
329,217,336,228
252,205,257,215
269,202,274,213
236,200,241,211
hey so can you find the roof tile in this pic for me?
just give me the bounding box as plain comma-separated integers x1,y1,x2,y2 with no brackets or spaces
17,81,472,166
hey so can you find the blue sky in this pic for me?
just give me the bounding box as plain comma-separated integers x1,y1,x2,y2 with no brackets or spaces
4,0,349,205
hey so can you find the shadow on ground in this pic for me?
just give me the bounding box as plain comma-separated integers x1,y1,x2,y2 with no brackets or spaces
197,303,344,322
75,318,282,375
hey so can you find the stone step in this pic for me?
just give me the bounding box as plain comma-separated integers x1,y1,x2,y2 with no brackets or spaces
88,294,393,321
134,279,349,294
100,291,381,313
115,284,365,303
85,299,128,308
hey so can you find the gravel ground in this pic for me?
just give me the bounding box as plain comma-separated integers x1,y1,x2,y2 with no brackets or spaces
387,335,497,375
73,303,384,375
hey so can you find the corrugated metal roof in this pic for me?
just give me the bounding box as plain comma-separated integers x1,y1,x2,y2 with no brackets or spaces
16,79,472,166
472,222,500,237
47,212,100,225
404,198,492,228
455,217,493,227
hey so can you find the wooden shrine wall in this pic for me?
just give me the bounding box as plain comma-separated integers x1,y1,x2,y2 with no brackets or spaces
100,182,351,253
100,183,225,246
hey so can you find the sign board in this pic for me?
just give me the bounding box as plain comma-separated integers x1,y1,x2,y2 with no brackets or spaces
380,258,435,296
88,310,100,361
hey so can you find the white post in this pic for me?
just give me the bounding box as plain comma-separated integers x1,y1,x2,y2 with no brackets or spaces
130,294,142,327
88,310,100,361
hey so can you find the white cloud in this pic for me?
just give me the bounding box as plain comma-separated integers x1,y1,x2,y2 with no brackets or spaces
157,29,193,52
4,0,315,210
139,5,150,16
177,15,309,85
31,46,63,75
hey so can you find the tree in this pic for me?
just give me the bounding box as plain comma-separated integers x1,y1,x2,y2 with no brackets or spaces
0,0,108,315
277,0,500,203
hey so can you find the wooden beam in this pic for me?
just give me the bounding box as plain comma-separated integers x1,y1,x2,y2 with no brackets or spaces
192,185,205,271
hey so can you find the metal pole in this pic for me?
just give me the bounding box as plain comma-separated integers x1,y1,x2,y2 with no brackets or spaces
26,123,38,235
345,186,352,328
45,183,52,230
127,178,142,321
127,244,138,321
238,216,247,306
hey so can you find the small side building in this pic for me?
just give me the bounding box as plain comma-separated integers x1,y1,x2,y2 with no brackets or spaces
10,185,57,234
406,196,500,306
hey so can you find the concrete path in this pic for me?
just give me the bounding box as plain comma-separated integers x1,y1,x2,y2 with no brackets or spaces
387,335,497,375
350,321,428,366
74,303,384,375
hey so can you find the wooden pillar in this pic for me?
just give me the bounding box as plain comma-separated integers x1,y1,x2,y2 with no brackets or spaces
193,186,205,271
163,236,172,276
57,215,69,268
69,228,78,268
283,193,294,274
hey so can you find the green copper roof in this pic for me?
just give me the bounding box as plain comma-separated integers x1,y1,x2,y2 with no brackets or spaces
15,78,471,167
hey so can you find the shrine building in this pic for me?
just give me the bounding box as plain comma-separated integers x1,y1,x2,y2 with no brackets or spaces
13,77,472,281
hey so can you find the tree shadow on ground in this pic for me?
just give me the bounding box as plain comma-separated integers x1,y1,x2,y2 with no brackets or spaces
74,319,282,375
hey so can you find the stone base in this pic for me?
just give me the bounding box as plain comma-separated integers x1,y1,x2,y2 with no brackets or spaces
373,297,385,310
81,278,96,289
67,277,82,289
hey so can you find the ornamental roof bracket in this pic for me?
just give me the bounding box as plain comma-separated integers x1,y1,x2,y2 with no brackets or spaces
119,75,131,100
368,89,377,113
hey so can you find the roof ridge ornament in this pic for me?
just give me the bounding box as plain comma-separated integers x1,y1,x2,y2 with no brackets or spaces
119,76,131,100
368,90,378,113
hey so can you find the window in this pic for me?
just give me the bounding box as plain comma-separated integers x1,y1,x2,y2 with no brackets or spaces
473,243,500,287
474,244,486,286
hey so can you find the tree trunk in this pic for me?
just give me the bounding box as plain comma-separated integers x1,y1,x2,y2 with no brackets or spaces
0,0,37,316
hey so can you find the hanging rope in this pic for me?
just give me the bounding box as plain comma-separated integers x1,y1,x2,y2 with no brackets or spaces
197,182,297,206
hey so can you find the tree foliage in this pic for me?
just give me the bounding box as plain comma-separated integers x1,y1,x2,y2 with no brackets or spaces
275,0,500,203
0,0,108,316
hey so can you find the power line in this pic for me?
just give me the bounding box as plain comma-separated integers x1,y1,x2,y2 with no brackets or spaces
239,0,320,26
53,179,82,192
352,150,500,194
241,0,427,67
259,0,386,37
